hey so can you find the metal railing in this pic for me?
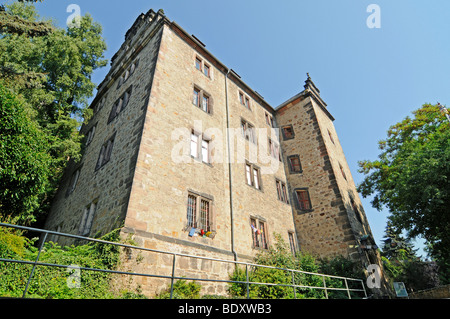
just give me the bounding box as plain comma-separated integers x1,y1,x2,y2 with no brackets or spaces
0,223,367,299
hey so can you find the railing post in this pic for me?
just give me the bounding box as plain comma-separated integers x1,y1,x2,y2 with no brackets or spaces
322,276,328,299
23,232,48,298
344,278,351,299
361,279,368,298
291,270,296,299
245,264,250,299
170,254,176,299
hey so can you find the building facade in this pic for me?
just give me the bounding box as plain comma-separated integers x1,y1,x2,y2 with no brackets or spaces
45,9,383,296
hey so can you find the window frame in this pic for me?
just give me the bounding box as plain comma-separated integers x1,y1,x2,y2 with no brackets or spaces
79,200,98,236
117,58,139,90
275,179,289,204
268,138,282,161
85,123,97,147
241,119,256,144
294,188,313,212
281,125,295,140
194,56,212,79
288,231,297,255
287,155,303,174
192,85,212,114
265,112,274,127
66,167,81,196
250,217,268,250
239,91,251,111
190,131,211,164
95,133,116,171
245,162,262,191
108,86,133,124
186,192,214,233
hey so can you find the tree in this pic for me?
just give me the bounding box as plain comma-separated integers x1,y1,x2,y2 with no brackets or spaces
381,222,418,261
0,82,51,224
358,104,450,283
0,1,107,224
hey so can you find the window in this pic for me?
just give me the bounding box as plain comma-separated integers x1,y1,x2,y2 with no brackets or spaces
198,199,210,231
117,59,139,89
190,133,199,158
351,198,363,224
186,192,212,232
245,163,261,190
202,95,210,113
339,163,347,181
201,140,209,164
239,91,251,110
95,133,116,171
268,138,282,161
250,218,268,249
288,232,297,255
265,112,274,127
195,57,202,70
295,189,312,211
108,86,133,123
94,96,106,113
187,194,197,228
190,131,210,164
203,64,210,77
66,168,81,196
85,124,97,147
276,180,289,204
328,129,335,144
287,155,302,174
194,56,211,78
241,119,256,143
281,125,295,140
79,200,97,236
193,88,200,106
192,86,212,114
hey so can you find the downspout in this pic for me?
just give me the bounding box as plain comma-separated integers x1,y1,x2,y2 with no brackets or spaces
225,69,238,262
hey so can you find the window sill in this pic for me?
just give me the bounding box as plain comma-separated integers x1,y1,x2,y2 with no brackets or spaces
245,183,263,193
190,155,213,167
296,209,314,215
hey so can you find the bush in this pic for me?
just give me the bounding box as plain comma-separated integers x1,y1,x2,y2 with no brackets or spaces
0,227,142,299
228,234,325,299
156,279,202,299
228,234,365,299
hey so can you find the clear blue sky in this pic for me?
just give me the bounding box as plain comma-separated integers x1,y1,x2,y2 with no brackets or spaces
29,0,450,258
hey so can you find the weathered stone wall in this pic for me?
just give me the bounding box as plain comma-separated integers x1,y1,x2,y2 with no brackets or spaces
44,11,166,245
45,8,386,297
276,91,378,265
408,284,450,299
121,20,298,295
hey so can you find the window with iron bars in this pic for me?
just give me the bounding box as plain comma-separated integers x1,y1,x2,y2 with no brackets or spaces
186,193,212,232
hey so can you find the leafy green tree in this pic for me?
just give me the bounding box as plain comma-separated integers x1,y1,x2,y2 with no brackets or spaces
0,1,107,224
381,223,441,292
381,222,418,261
358,104,450,283
0,82,51,224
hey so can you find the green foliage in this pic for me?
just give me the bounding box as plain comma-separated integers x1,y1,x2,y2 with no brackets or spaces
380,223,442,291
157,279,202,299
358,104,450,282
228,234,363,299
0,82,52,224
0,227,146,299
0,1,107,224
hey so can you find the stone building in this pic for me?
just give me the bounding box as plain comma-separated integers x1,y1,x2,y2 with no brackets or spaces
45,9,383,296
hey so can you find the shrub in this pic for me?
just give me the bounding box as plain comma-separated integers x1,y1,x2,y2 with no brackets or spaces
0,227,138,299
156,279,202,299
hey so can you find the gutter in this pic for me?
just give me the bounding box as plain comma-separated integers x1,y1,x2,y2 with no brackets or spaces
225,68,238,262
